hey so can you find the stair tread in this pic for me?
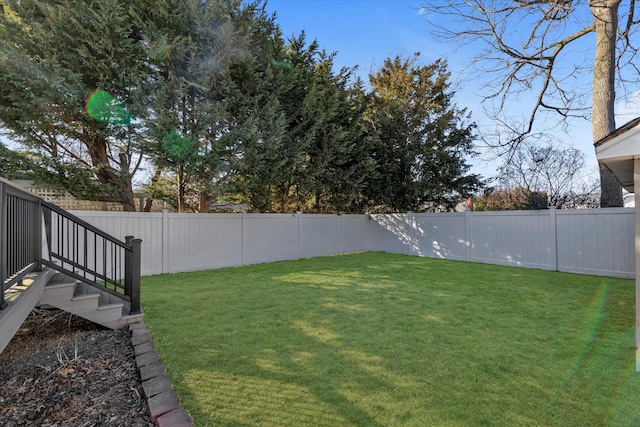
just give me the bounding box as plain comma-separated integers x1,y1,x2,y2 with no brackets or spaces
45,281,76,290
71,293,99,301
48,273,76,285
98,302,125,310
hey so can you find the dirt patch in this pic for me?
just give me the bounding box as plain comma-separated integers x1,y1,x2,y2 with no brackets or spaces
0,308,153,426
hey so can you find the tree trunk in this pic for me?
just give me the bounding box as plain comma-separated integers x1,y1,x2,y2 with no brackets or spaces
590,0,623,207
178,165,186,213
143,169,162,212
198,191,210,213
87,138,137,211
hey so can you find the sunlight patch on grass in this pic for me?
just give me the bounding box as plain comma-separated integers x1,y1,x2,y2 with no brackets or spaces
293,320,342,344
183,370,352,426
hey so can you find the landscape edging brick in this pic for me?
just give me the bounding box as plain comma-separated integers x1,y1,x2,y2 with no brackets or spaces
130,321,195,427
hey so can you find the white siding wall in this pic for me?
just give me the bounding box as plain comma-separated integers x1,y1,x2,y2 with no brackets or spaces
70,209,635,278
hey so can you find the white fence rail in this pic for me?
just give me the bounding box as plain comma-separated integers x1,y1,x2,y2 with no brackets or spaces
70,208,635,278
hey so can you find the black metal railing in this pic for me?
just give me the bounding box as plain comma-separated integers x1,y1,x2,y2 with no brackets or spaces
0,179,43,309
0,178,141,314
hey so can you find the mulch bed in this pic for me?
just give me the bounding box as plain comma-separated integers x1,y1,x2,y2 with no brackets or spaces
0,308,153,426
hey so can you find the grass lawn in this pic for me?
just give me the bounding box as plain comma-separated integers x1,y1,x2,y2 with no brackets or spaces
142,252,639,426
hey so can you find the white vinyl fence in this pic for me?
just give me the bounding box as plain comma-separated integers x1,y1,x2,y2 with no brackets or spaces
368,208,634,278
70,208,635,278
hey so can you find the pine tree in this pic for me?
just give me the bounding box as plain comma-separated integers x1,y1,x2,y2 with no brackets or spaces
365,54,481,211
0,0,160,210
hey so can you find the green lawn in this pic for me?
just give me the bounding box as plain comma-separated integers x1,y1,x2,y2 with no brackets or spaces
142,252,639,426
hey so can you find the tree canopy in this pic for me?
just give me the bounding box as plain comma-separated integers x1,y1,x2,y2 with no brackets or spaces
365,54,481,211
1,0,482,213
495,142,599,209
0,0,157,210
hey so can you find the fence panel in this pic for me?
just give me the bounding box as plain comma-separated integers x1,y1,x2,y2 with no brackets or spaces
342,215,371,253
412,213,468,260
556,209,634,277
300,215,343,258
243,214,298,265
368,214,414,254
468,211,554,270
166,213,242,273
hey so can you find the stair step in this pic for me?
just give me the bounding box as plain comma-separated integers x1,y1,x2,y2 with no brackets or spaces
48,273,75,286
73,282,92,298
0,269,54,354
89,303,126,327
98,302,125,311
40,282,76,304
37,273,144,330
99,292,111,306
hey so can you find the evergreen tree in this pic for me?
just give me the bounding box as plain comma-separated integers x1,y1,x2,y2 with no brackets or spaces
365,54,481,212
230,32,375,213
143,0,241,213
0,0,159,210
300,53,374,213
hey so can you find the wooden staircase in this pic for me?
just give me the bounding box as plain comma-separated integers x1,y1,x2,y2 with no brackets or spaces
39,273,144,330
0,178,144,355
0,270,143,354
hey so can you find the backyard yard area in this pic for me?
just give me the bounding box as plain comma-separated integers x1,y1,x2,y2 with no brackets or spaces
142,252,639,426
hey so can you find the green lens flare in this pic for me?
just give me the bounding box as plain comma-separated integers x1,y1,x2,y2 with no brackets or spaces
272,59,293,69
85,90,131,124
162,130,192,159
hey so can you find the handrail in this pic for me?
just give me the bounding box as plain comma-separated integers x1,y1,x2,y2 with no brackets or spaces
0,178,141,315
0,179,43,309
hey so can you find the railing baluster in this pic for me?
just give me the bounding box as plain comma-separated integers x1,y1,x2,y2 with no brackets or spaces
0,182,7,310
102,237,107,286
83,228,88,279
0,180,43,308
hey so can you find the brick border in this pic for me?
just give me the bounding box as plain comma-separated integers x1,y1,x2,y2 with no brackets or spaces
129,322,194,427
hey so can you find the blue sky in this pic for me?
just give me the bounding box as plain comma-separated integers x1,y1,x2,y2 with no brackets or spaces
265,1,443,77
264,0,640,182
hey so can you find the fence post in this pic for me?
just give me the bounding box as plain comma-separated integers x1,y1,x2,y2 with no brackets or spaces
242,210,246,265
465,210,472,262
162,209,169,274
0,182,6,309
549,206,558,271
34,199,43,272
340,214,345,255
125,236,142,315
407,212,414,255
297,211,302,260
